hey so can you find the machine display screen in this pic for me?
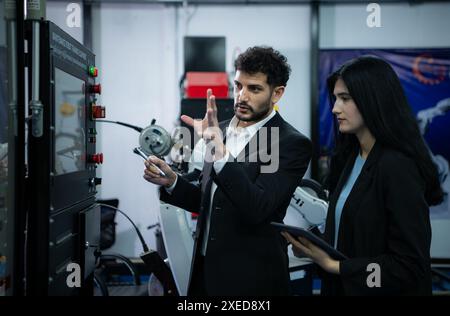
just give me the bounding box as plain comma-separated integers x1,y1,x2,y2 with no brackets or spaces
54,68,86,175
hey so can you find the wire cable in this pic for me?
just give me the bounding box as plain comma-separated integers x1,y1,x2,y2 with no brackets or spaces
100,253,141,286
96,203,149,253
95,120,143,133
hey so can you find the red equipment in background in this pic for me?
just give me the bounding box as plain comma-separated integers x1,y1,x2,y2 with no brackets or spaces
185,72,229,98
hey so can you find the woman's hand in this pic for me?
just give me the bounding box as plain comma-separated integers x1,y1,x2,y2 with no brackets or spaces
282,232,340,274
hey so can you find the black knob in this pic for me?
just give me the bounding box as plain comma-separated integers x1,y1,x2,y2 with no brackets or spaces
89,177,102,187
94,177,102,186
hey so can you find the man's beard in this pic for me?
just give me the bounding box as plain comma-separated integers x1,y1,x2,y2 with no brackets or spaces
234,98,272,123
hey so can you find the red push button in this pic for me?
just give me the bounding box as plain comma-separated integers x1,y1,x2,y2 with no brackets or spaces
89,153,103,164
92,105,105,119
90,84,101,94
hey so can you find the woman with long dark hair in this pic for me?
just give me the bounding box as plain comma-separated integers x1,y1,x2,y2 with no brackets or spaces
283,56,443,295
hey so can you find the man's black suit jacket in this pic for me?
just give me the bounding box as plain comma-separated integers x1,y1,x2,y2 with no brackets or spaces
321,142,432,295
160,112,312,296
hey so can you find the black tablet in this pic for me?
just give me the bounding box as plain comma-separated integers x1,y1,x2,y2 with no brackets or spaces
271,222,348,261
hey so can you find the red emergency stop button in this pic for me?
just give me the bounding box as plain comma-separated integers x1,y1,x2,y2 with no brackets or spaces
89,153,103,164
90,84,101,94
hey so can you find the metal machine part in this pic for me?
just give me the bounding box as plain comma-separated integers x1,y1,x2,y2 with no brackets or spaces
158,203,194,296
139,123,173,157
95,119,174,159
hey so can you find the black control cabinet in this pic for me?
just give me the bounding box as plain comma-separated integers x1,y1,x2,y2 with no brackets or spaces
26,21,101,295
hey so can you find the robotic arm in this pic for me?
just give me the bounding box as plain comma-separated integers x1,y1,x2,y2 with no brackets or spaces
284,181,328,234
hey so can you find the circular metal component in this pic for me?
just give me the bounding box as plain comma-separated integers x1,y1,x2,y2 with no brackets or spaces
139,124,173,157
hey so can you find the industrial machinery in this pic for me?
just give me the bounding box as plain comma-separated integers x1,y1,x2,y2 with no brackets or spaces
284,180,328,233
26,20,103,295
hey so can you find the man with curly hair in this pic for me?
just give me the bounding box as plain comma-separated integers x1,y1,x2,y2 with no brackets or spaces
144,46,312,295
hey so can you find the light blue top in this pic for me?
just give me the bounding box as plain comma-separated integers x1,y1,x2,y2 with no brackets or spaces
334,154,366,248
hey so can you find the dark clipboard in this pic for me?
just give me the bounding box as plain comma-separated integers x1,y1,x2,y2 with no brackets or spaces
271,222,348,260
